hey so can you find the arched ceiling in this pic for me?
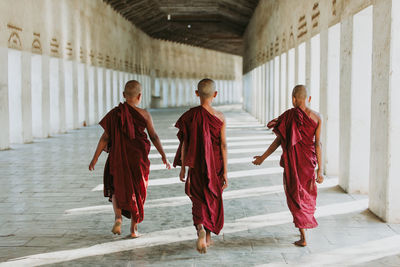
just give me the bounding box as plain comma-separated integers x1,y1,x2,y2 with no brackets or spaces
103,0,260,55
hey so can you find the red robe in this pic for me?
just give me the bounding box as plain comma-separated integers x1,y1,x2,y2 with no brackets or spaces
174,106,224,234
268,107,318,229
100,102,150,222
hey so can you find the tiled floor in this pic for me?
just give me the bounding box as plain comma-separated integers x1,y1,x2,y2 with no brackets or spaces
0,105,399,266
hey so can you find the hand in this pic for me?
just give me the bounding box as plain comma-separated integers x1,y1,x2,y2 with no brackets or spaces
179,167,186,182
162,156,171,169
222,173,228,191
89,158,97,171
252,155,265,165
316,169,324,184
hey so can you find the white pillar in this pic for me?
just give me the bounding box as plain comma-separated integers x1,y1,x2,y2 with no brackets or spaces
325,24,341,176
280,53,287,113
21,51,33,142
93,66,99,122
310,34,321,111
369,0,400,223
84,64,89,126
72,61,79,129
339,16,354,192
319,29,329,174
42,55,50,137
0,47,9,149
58,58,66,133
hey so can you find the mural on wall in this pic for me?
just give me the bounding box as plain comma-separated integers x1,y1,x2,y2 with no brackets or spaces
50,37,59,57
312,2,320,29
7,24,22,50
32,33,42,54
65,42,73,59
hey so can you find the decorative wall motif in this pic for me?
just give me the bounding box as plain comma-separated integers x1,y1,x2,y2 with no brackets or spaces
65,42,73,59
332,0,337,16
50,38,59,56
7,24,22,50
80,47,85,63
297,15,307,39
274,37,280,54
312,2,320,29
32,32,42,54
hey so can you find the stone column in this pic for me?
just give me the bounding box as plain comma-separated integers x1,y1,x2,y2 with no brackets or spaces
84,64,89,126
93,66,99,122
42,55,50,137
102,68,107,115
319,28,329,174
0,47,9,149
58,58,66,133
305,39,311,89
339,16,353,192
72,61,79,129
21,51,33,142
369,0,400,223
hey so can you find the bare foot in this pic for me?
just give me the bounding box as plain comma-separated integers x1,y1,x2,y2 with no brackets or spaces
196,228,207,254
294,239,307,247
294,228,307,246
130,223,139,238
206,231,213,247
111,220,122,235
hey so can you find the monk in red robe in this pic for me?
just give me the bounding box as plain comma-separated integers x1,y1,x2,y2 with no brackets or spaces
253,85,324,247
89,80,171,238
174,78,228,254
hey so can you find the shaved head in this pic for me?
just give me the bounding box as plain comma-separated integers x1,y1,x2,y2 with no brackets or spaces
197,78,216,98
292,84,308,100
124,80,142,98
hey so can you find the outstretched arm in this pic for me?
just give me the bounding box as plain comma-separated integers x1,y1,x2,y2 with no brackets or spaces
89,131,109,171
315,117,323,183
145,111,171,169
252,136,281,165
220,117,228,190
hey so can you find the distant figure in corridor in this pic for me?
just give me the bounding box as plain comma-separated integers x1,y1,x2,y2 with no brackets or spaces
89,80,171,238
174,78,228,254
252,85,324,247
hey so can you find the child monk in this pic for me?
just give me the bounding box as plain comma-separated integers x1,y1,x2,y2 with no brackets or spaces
173,78,228,254
89,80,171,238
252,84,324,247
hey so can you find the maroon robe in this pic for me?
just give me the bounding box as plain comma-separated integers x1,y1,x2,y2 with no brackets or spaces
174,106,224,234
268,107,318,229
99,102,151,222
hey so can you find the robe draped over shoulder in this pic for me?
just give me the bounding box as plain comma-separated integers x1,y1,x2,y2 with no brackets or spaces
268,107,318,229
99,102,151,222
173,106,224,234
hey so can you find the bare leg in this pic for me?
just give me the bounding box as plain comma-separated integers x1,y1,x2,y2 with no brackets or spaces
206,230,213,247
130,219,139,238
111,195,122,235
294,228,307,247
196,224,207,254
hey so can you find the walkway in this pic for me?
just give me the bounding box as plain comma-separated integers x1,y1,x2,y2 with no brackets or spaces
0,105,399,266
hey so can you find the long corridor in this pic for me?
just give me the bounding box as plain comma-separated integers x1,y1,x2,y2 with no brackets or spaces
0,105,399,266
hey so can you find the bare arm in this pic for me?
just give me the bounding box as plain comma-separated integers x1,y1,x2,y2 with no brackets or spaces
89,132,109,171
252,136,281,165
145,111,171,169
179,141,186,182
315,117,324,183
220,116,228,190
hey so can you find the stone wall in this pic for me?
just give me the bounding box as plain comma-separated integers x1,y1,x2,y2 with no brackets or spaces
0,0,241,80
0,0,242,150
243,0,371,73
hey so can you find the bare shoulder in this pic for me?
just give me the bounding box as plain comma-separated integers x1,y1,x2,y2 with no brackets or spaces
136,107,152,122
309,109,322,125
214,110,225,124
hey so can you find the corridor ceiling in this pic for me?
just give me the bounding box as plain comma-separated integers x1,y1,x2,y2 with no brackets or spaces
103,0,260,55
